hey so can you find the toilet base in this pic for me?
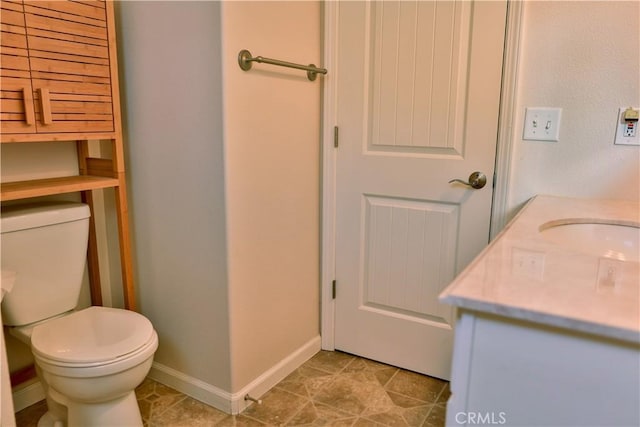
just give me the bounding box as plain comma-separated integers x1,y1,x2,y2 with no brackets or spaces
67,391,142,427
39,390,143,427
37,411,64,427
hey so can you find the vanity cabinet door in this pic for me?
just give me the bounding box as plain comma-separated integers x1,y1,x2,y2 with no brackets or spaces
23,0,115,134
0,0,37,134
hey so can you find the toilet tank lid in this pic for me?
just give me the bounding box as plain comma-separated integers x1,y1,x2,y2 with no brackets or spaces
1,202,90,233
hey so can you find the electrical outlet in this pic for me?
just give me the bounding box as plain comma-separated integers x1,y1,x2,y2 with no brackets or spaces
624,122,636,137
614,107,640,146
523,108,562,142
511,248,545,280
596,258,625,293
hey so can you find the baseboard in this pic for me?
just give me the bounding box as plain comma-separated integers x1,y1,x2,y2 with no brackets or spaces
148,335,321,415
12,378,44,412
230,335,321,414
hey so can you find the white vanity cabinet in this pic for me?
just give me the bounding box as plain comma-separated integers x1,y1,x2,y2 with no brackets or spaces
446,310,639,426
440,196,640,426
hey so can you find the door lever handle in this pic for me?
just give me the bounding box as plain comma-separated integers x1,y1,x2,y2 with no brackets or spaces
448,172,487,189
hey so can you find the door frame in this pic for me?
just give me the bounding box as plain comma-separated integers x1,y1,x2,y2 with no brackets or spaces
320,0,524,350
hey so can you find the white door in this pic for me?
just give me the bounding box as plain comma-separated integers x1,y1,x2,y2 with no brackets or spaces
334,0,507,380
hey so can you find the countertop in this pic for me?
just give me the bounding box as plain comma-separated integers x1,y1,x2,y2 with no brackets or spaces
439,195,640,343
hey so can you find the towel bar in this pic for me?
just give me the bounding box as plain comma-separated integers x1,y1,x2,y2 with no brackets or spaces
238,49,327,81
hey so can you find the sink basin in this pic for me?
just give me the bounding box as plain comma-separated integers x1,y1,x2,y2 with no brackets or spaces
540,220,640,261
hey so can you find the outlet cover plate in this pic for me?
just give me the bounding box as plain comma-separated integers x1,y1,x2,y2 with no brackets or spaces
523,107,562,142
614,107,640,146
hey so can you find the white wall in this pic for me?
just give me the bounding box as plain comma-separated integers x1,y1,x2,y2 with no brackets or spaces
220,1,321,392
116,1,232,390
116,0,320,398
1,142,95,375
506,1,640,218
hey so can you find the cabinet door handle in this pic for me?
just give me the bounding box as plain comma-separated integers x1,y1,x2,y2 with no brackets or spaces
38,88,53,125
22,87,35,125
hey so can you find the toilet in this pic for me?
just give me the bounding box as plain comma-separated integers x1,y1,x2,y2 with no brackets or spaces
1,201,158,427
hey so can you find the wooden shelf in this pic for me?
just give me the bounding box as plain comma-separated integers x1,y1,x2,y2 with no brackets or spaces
0,1,137,313
0,175,120,201
1,132,118,144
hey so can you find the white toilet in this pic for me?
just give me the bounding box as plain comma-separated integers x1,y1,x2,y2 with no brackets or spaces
1,202,158,427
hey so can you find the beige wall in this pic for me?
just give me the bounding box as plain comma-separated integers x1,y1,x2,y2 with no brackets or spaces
220,1,321,391
507,1,640,218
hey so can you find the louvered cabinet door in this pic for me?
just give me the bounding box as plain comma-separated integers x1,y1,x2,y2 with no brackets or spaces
23,0,115,134
0,0,37,134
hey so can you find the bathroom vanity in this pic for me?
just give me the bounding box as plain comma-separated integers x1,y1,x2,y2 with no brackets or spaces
440,195,639,426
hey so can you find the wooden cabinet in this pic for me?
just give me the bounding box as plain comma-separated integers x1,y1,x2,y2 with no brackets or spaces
0,0,135,310
1,0,116,137
0,0,36,134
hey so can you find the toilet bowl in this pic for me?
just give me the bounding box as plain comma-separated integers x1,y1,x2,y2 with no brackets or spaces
9,307,158,427
18,307,158,426
1,202,158,426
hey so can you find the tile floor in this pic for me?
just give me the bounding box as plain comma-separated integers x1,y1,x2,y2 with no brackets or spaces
15,351,449,426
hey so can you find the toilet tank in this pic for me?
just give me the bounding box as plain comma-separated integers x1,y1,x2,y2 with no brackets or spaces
1,202,90,327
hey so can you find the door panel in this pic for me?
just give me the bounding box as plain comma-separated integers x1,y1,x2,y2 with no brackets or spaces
368,1,470,155
362,195,457,325
334,0,507,379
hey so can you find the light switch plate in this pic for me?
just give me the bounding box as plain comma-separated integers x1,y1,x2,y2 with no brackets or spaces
523,107,562,142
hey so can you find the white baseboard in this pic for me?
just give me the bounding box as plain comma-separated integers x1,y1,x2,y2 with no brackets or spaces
148,361,234,413
12,379,44,412
230,335,321,414
148,335,321,415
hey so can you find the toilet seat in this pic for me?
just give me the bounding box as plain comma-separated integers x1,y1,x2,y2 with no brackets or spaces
31,306,155,365
33,332,158,378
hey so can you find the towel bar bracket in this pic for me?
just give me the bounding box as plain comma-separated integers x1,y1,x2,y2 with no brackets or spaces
238,49,254,71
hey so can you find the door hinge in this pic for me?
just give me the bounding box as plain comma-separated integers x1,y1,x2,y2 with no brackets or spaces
332,279,337,299
333,126,339,148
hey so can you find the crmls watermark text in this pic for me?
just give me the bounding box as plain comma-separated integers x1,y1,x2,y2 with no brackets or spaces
455,411,507,425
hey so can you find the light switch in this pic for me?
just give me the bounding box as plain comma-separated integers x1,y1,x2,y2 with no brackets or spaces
523,107,562,142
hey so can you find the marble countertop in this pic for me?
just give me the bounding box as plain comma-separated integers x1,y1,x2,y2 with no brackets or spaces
439,195,640,343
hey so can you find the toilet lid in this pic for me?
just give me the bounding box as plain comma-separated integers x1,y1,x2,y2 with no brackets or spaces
30,306,155,364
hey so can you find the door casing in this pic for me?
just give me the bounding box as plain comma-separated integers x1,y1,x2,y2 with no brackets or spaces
320,0,524,350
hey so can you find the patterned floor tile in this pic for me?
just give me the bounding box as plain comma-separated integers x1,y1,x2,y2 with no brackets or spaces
148,396,229,426
361,404,432,427
422,404,447,427
242,388,309,426
138,380,188,422
303,351,356,374
285,401,355,426
14,351,447,427
276,365,337,399
313,375,394,416
384,370,447,404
